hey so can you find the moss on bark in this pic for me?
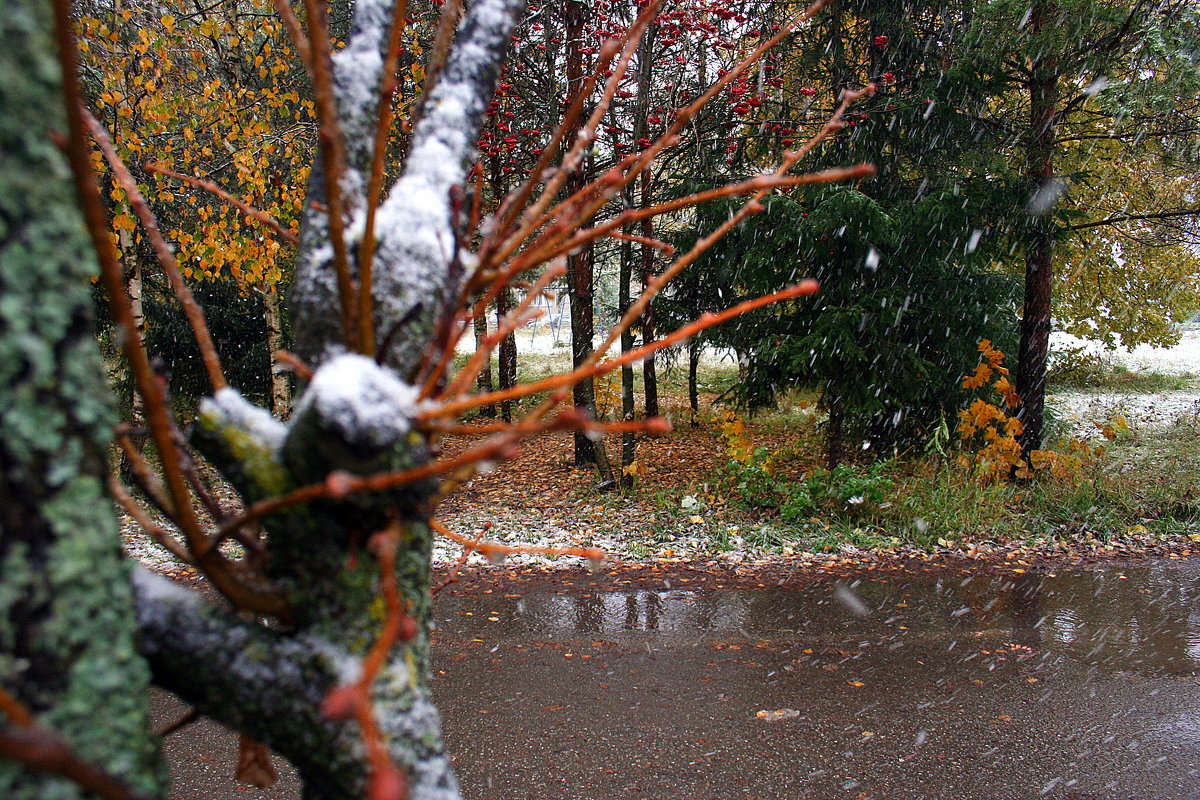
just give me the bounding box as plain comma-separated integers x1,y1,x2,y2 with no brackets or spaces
0,0,166,796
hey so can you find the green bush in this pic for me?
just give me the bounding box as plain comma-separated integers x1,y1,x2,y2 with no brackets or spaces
720,452,895,522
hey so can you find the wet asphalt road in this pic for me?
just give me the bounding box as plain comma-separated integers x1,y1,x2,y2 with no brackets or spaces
152,559,1200,799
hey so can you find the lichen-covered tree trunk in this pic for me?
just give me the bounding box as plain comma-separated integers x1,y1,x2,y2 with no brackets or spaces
0,0,165,796
142,0,524,790
3,0,524,797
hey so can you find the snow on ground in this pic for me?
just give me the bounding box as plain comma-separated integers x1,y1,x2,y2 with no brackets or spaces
1053,329,1200,375
1051,330,1200,439
124,328,1200,573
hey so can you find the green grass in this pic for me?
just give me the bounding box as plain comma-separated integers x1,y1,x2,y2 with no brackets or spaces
672,413,1200,556
1049,353,1197,392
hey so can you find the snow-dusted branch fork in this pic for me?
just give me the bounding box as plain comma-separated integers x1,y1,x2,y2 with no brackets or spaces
10,0,879,797
290,0,530,375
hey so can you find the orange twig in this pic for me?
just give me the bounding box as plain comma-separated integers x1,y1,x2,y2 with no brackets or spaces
430,520,604,565
359,524,411,799
145,163,298,245
418,0,463,104
480,3,664,277
436,261,566,399
114,428,174,516
0,726,155,800
319,521,417,798
214,434,523,541
0,686,152,800
274,350,315,381
302,0,358,351
429,281,819,419
607,231,675,255
525,165,875,270
430,415,671,438
84,110,227,393
109,476,195,565
357,0,412,358
53,10,282,616
271,0,312,70
0,688,33,729
580,96,874,387
486,0,833,288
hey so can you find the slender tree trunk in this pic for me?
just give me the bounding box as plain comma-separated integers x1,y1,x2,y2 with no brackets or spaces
825,389,847,469
688,339,700,426
120,230,148,476
619,220,636,489
630,23,659,421
261,282,291,418
1015,0,1059,457
564,0,600,468
473,307,496,417
497,286,517,423
640,170,659,419
122,229,145,422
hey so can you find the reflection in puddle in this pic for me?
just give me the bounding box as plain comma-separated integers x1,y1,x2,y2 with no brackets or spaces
438,561,1200,676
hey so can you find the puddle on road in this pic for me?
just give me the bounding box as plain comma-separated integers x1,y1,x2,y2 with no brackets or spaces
436,560,1200,676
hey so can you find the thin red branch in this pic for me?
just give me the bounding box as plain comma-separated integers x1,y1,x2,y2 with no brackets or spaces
486,0,836,289
271,0,313,70
429,281,819,419
0,688,34,729
274,350,315,381
430,520,604,565
114,428,174,516
145,163,299,245
302,0,359,351
108,476,195,565
608,231,674,255
524,165,875,270
430,414,671,438
52,0,283,617
436,261,565,400
579,92,874,383
357,523,411,800
479,3,664,277
84,110,227,393
418,0,464,104
214,434,523,541
0,689,153,800
357,0,412,358
0,726,155,800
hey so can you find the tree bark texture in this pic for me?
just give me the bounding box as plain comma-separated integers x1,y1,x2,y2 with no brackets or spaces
2,0,525,798
632,25,659,420
1015,0,1059,456
563,0,601,467
640,171,660,419
619,227,637,489
473,307,496,417
497,286,517,423
262,282,292,418
0,0,165,795
290,0,523,376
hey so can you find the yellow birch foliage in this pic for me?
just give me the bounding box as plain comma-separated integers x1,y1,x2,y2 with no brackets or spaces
77,0,425,290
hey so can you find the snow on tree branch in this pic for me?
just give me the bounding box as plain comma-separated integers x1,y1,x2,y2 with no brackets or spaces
291,0,525,374
131,568,460,800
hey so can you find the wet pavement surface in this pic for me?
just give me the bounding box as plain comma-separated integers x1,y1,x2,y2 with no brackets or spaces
155,559,1200,799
